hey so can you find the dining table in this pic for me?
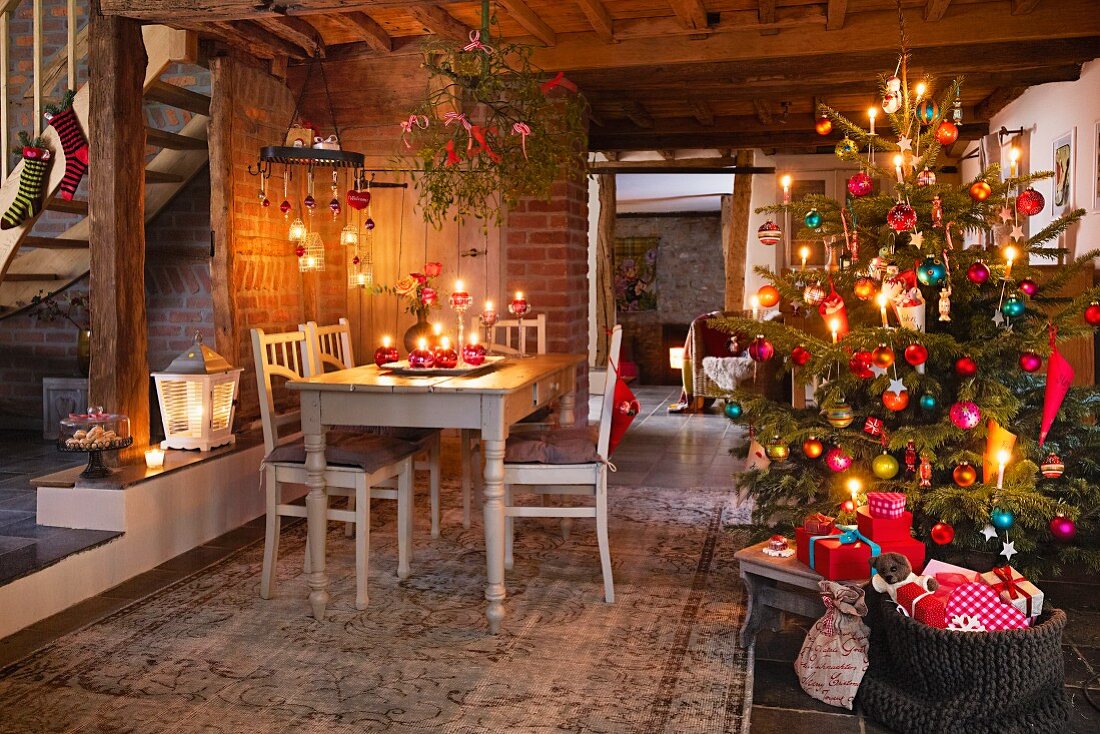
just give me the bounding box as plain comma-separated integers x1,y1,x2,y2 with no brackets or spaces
288,353,586,632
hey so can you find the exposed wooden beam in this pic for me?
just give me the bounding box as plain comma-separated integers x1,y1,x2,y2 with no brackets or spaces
208,20,306,59
613,6,819,41
975,86,1030,120
657,150,676,160
752,98,773,125
924,0,952,22
666,0,708,31
146,127,206,150
331,11,392,54
826,0,847,30
723,149,754,312
690,99,715,126
5,272,60,281
255,16,325,58
144,79,211,115
621,101,653,128
758,0,776,24
576,0,614,44
499,0,556,46
594,173,615,367
23,235,89,248
407,5,471,43
1011,0,1042,14
208,55,238,405
590,157,775,173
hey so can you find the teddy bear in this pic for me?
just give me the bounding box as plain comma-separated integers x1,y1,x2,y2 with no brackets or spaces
870,552,938,603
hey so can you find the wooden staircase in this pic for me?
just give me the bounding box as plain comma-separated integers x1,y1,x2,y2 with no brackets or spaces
0,24,209,317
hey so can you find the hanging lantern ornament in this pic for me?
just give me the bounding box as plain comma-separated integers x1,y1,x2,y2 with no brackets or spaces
949,400,982,430
765,437,790,461
1019,351,1043,373
872,453,900,479
917,255,947,287
1001,292,1026,318
1040,453,1065,479
917,167,937,187
1049,514,1077,542
288,217,307,242
931,522,955,545
815,115,833,136
967,260,991,284
953,462,977,487
803,282,827,306
791,344,812,366
804,208,823,229
803,436,824,459
340,224,359,247
297,232,326,273
1016,187,1045,216
969,180,992,202
749,335,774,362
848,171,873,197
935,120,958,146
757,220,782,246
887,203,917,232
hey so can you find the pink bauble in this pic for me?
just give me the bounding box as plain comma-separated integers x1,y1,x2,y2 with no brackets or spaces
749,335,774,362
1018,351,1043,372
825,446,852,472
967,261,991,285
1049,515,1077,542
847,172,873,197
887,203,917,232
1018,278,1039,297
373,345,399,367
408,348,435,369
462,342,487,366
949,401,981,430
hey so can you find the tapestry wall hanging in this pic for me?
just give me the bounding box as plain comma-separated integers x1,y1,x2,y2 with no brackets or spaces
614,236,659,312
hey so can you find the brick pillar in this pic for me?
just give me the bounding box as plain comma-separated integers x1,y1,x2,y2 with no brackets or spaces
504,174,590,424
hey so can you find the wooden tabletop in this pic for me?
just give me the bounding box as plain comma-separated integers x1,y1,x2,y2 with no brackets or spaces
734,540,870,587
288,354,585,395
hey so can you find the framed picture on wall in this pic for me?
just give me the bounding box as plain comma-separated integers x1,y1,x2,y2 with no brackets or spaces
781,175,831,268
1052,128,1075,216
1093,121,1100,211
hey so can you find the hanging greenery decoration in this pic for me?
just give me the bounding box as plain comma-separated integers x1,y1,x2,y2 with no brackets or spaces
398,5,588,226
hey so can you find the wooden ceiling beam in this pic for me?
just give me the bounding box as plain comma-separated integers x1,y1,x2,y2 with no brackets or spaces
407,5,471,43
576,0,615,44
826,0,847,30
254,16,324,58
924,0,952,22
1011,0,1042,14
752,98,773,125
499,0,556,46
331,11,393,54
758,0,778,36
657,150,676,160
975,86,1030,120
666,0,708,32
689,99,715,126
208,21,305,60
613,6,820,41
591,156,769,172
621,101,653,128
103,1,464,21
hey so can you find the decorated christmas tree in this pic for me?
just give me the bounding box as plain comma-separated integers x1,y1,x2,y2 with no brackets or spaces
717,52,1100,578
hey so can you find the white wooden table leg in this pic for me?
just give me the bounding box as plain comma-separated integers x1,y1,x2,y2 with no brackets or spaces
429,437,441,539
302,396,330,620
482,436,507,633
397,458,412,579
460,429,473,530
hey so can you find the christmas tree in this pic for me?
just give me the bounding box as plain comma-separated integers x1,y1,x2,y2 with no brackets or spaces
717,54,1100,578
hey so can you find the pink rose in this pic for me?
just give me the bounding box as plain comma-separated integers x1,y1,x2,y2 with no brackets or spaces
424,262,442,278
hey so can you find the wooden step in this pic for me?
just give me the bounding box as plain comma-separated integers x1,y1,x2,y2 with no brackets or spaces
145,169,184,184
146,127,206,151
22,236,89,250
5,273,60,282
144,80,211,115
45,198,90,216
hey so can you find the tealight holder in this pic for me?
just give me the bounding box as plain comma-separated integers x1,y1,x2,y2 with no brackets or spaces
374,336,399,367
409,338,435,369
433,337,458,369
462,336,487,366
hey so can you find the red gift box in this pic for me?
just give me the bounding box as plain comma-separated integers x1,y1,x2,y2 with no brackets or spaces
867,492,907,519
802,512,836,535
795,527,874,580
856,505,914,542
945,582,1031,631
877,535,925,573
895,580,948,628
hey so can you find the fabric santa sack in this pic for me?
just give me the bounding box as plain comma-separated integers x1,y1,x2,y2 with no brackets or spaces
795,580,871,710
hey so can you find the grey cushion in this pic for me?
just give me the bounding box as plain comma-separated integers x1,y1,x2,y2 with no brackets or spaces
504,427,601,465
265,430,419,473
351,426,440,452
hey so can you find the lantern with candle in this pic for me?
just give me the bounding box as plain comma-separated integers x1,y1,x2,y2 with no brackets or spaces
153,334,243,451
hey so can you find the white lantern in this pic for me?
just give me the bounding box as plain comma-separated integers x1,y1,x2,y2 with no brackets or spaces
153,334,242,451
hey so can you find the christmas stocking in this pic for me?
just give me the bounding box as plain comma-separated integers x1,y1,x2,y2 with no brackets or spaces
44,91,88,200
0,145,50,230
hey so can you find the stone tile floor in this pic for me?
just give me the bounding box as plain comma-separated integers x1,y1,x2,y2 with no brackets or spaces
0,387,1098,732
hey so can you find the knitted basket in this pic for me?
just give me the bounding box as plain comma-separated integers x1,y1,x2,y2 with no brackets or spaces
857,593,1067,734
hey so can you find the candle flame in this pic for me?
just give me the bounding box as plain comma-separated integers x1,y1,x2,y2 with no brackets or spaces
750,295,760,308
514,291,524,300
432,322,443,336
418,338,428,350
485,300,493,310
915,82,927,99
867,107,877,119
846,477,862,500
876,293,888,307
440,336,451,349
382,336,391,348
1004,245,1018,263
780,174,792,189
893,154,904,167
1009,147,1020,162
470,332,479,345
829,318,840,332
997,449,1011,466
455,279,464,291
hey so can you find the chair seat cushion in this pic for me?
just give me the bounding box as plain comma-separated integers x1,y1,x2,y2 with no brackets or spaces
265,430,419,472
504,427,600,465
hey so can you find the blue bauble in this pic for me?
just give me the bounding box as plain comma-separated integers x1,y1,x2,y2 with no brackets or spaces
804,209,823,229
1001,294,1026,318
724,401,744,420
917,99,939,125
917,256,947,287
919,393,937,412
991,508,1015,530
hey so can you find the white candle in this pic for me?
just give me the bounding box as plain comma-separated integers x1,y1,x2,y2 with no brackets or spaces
868,107,877,137
877,293,889,328
145,447,165,469
780,174,792,204
1004,245,1017,280
1009,147,1020,178
847,477,862,505
799,246,810,271
830,318,840,344
996,449,1010,490
750,294,760,321
893,154,905,183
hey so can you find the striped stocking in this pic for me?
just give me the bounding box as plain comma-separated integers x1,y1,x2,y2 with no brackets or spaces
45,94,88,201
0,152,50,230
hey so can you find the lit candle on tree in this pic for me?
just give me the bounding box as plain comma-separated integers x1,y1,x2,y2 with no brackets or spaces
893,154,905,183
780,174,792,204
830,317,840,344
847,477,862,505
996,449,1011,490
868,107,877,137
1009,147,1020,178
877,292,889,328
1004,245,1018,280
799,245,810,271
750,294,760,321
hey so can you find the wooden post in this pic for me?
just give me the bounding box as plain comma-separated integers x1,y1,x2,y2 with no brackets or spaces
208,55,238,368
722,149,754,312
88,1,149,458
594,174,615,366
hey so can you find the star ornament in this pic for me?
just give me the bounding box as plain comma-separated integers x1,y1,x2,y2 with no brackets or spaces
887,377,906,393
980,524,999,541
999,206,1013,223
909,230,925,248
897,136,913,152
1000,539,1018,561
1010,225,1025,241
992,310,1005,327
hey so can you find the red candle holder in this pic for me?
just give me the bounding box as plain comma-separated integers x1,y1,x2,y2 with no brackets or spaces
508,292,530,318
433,338,458,369
462,340,487,366
373,337,399,367
409,339,435,369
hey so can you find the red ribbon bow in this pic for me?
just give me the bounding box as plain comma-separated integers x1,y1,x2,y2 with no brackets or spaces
462,30,494,54
469,125,501,163
511,122,531,159
990,566,1023,600
444,140,461,167
540,71,577,95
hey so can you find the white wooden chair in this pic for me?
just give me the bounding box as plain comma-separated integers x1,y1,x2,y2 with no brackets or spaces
300,319,444,538
252,327,417,611
501,325,623,603
460,313,549,529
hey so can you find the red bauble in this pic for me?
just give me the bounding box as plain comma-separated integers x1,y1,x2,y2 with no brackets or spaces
1049,514,1077,542
840,499,857,513
969,180,992,202
825,446,852,472
1084,302,1100,326
903,343,928,367
847,171,874,197
949,400,981,430
931,522,955,545
854,277,876,301
757,285,781,308
849,351,874,379
934,120,958,146
749,335,774,362
279,199,292,216
967,261,991,285
295,244,306,258
953,463,977,487
872,344,895,369
462,342,487,366
887,203,918,232
791,344,812,366
1019,351,1043,372
1018,278,1038,297
883,387,910,412
802,436,824,459
954,355,978,377
815,116,833,135
1016,187,1045,216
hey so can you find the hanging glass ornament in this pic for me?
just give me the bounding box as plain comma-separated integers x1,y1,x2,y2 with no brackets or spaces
969,180,992,202
949,400,981,429
1040,453,1065,478
967,261,991,284
825,446,852,472
952,462,977,487
904,440,917,473
1049,514,1077,542
804,209,823,229
1085,301,1100,326
885,75,901,92
723,401,743,420
365,217,376,230
749,335,774,362
916,99,938,125
279,199,292,217
803,282,827,306
1016,187,1045,216
280,168,292,219
1001,292,1026,318
1018,278,1038,296
916,255,947,286
934,120,958,145
954,355,978,377
881,92,900,114
765,437,790,461
872,344,895,368
802,436,824,459
931,522,955,545
919,393,937,412
757,220,782,246
815,115,833,135
847,171,873,197
825,401,854,428
854,277,876,301
931,195,943,228
991,508,1015,530
849,350,874,379
835,137,858,158
1018,351,1042,372
903,343,928,367
916,167,937,187
887,203,917,232
872,453,900,479
757,285,781,308
790,344,812,366
882,383,909,411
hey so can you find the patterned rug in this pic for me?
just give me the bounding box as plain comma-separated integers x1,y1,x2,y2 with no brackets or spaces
0,483,752,733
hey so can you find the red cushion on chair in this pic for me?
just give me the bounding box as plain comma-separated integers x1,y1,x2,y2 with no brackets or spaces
608,379,639,455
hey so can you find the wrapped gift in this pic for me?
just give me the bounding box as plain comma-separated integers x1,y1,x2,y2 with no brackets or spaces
895,580,948,628
803,512,836,535
980,565,1044,617
867,492,907,519
285,120,317,147
945,582,1031,631
796,525,879,581
856,505,914,542
877,536,926,574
